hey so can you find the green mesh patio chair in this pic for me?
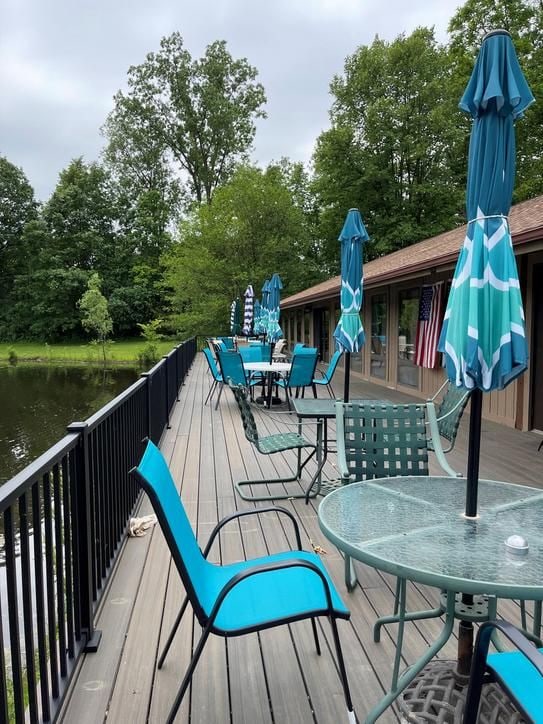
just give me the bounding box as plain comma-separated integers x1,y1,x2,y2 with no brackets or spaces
131,440,355,724
231,383,320,501
313,349,343,398
426,380,471,476
202,348,223,405
464,620,543,724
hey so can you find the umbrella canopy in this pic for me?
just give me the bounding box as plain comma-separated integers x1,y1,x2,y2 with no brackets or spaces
242,285,255,336
230,297,242,336
267,273,284,342
438,29,534,517
333,208,370,401
260,279,271,336
253,299,264,335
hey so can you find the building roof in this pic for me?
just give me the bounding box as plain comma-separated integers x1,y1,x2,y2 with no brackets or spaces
282,194,543,308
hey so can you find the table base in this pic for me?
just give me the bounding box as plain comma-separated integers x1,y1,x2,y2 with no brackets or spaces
398,660,523,724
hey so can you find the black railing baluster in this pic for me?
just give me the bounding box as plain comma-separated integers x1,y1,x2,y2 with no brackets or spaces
62,455,75,657
32,479,51,720
53,464,67,678
43,471,60,699
4,507,24,723
19,492,38,722
68,449,82,643
0,592,9,723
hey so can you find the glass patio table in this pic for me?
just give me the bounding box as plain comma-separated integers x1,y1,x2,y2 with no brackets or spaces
318,475,543,723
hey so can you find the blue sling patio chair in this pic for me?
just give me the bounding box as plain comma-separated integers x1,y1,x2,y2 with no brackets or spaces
215,350,259,409
425,379,471,477
276,349,319,409
202,349,223,405
231,383,321,501
131,440,355,724
464,620,543,724
313,349,343,398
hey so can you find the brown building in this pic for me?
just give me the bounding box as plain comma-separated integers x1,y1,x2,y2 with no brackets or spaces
281,195,543,432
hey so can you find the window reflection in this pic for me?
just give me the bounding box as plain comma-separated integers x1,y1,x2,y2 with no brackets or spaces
398,288,419,388
371,295,387,379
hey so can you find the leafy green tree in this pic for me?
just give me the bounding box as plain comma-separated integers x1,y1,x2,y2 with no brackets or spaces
78,273,113,362
313,28,465,267
0,157,38,328
106,32,267,205
163,165,320,336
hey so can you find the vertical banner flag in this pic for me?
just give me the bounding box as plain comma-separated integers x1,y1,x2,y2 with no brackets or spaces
414,282,444,368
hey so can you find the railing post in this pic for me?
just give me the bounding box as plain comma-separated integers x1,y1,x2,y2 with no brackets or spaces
162,356,171,429
66,422,102,653
175,344,181,401
140,372,152,441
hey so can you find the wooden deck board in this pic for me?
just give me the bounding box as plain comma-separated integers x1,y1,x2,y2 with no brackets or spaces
61,354,543,724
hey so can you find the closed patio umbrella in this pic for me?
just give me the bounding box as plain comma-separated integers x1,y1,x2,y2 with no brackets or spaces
437,29,533,677
253,298,264,335
333,208,370,401
260,279,271,338
230,297,242,336
242,285,255,336
438,29,533,519
267,273,283,342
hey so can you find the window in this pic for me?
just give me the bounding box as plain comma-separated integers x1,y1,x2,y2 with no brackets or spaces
397,288,420,388
370,295,387,379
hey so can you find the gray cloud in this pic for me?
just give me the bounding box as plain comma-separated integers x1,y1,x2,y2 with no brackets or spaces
0,0,461,201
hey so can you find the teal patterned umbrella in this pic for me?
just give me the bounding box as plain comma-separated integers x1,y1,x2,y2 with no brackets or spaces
438,29,533,518
333,208,370,400
260,279,271,336
267,273,283,342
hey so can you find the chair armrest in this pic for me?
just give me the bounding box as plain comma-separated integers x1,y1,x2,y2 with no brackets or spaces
208,557,342,631
203,506,302,556
426,402,461,477
475,620,543,676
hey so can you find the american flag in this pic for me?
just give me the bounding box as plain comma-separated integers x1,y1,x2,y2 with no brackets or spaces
414,282,444,368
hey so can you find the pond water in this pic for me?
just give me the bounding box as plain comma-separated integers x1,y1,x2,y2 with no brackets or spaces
0,364,139,485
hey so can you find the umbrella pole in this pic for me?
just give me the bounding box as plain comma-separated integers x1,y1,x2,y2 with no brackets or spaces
465,388,483,518
343,352,351,402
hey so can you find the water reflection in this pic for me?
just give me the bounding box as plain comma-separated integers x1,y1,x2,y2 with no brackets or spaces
0,365,138,484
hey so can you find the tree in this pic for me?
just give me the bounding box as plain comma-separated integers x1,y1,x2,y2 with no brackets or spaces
163,165,320,336
312,28,465,267
78,273,113,363
0,157,38,326
105,32,267,205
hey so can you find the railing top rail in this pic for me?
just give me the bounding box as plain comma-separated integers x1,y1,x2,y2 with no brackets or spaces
0,432,80,512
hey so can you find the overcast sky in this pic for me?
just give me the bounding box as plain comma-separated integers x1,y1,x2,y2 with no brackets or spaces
1,0,462,202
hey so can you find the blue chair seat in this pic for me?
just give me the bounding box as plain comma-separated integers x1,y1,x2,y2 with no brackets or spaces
201,550,349,631
486,648,543,722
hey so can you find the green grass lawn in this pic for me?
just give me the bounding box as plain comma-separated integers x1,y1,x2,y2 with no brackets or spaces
0,339,180,364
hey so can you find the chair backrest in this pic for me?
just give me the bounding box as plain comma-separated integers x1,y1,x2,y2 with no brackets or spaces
322,350,342,382
286,351,319,388
273,339,286,355
295,345,317,355
218,336,235,350
434,382,470,448
216,340,228,351
132,441,209,623
336,401,429,481
292,342,306,354
217,350,247,386
238,346,262,363
203,348,221,381
230,384,260,447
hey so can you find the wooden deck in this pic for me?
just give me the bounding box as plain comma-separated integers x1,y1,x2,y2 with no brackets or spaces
59,355,543,724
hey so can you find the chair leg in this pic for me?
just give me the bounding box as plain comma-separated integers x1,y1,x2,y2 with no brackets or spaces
158,596,190,669
214,382,224,410
312,383,317,398
328,615,355,722
311,618,321,655
166,625,212,724
204,379,217,405
235,446,317,501
327,382,334,398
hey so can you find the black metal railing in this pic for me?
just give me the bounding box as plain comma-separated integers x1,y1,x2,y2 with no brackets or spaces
0,337,196,723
